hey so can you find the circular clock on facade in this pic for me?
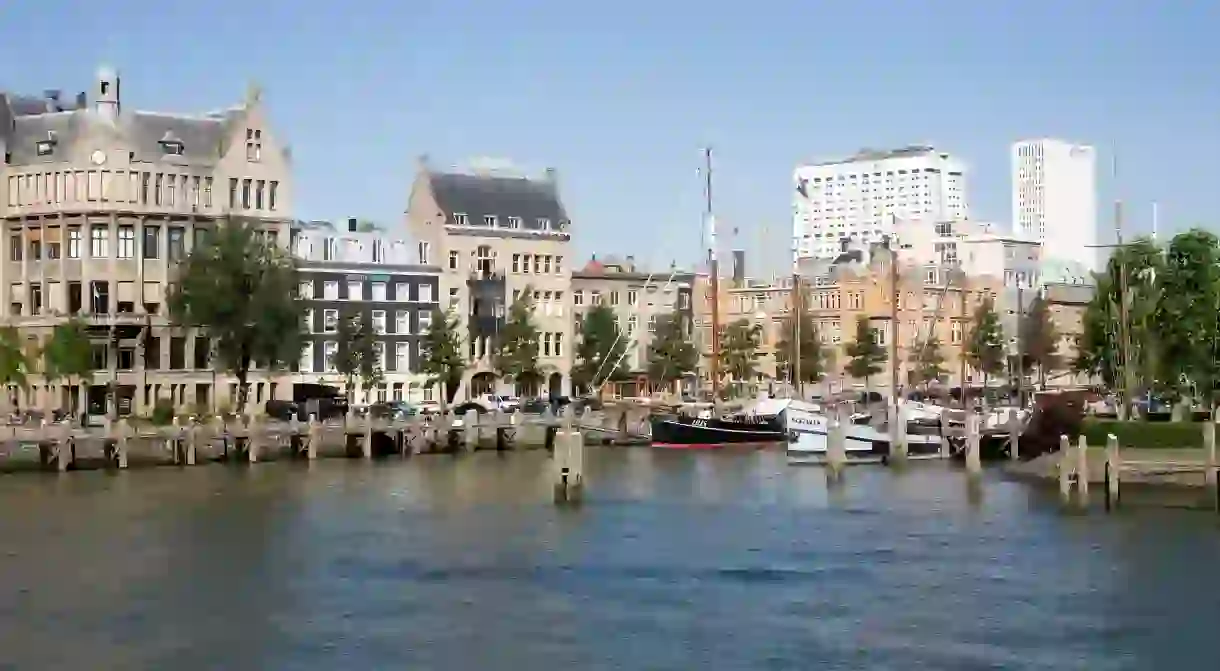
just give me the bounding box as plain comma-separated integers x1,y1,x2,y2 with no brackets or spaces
90,150,106,165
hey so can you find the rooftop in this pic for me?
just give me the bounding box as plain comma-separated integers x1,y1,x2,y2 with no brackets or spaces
802,145,952,168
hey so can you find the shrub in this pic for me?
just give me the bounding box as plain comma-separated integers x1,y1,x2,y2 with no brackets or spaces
1081,419,1205,449
1022,394,1084,459
151,399,175,425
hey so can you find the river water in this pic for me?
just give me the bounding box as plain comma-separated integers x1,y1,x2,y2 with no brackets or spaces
2,449,1218,670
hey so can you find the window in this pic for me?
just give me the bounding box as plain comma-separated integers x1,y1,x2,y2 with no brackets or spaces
591,291,602,306
117,226,135,259
574,290,584,306
418,311,432,333
241,179,251,209
483,215,497,227
610,291,620,306
418,284,433,303
521,254,531,274
322,237,336,261
395,283,410,301
268,181,278,210
255,180,265,209
323,309,338,333
246,129,262,161
191,176,201,209
323,281,338,300
347,280,362,301
373,342,385,370
371,282,386,301
168,227,185,261
160,140,184,155
537,218,550,229
299,280,313,299
395,342,410,372
143,225,160,259
417,241,430,265
36,140,54,156
449,250,459,271
303,308,314,333
628,290,638,305
453,213,469,226
90,226,108,258
67,227,81,258
543,256,552,274
204,177,213,207
507,216,521,229
323,341,338,372
543,332,552,357
300,342,313,372
228,178,237,208
395,310,410,334
371,310,386,333
951,321,963,344
449,288,459,309
533,256,541,274
166,175,175,206
554,332,563,357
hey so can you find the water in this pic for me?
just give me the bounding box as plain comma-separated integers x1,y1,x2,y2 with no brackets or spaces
2,450,1219,670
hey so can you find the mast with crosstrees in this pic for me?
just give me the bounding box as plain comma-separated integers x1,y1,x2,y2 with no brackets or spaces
704,148,721,401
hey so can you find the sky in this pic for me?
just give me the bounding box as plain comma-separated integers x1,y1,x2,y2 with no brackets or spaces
3,0,1218,274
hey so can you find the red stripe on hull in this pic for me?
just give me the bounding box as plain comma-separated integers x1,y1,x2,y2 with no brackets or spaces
652,442,725,450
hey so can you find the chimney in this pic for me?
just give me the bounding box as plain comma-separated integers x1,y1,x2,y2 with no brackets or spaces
347,217,357,232
43,90,61,112
732,249,745,285
75,91,87,108
625,254,635,270
544,167,558,184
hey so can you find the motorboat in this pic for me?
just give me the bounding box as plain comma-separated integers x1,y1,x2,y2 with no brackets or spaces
787,399,950,464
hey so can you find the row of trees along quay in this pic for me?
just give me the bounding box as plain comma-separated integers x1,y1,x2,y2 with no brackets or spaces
1075,228,1220,420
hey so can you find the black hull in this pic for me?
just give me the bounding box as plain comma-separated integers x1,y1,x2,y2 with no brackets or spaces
651,415,786,447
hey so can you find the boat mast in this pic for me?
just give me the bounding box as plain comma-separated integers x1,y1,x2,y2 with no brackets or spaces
705,147,721,401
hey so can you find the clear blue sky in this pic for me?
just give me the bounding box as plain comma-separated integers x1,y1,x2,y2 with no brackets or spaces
3,0,1217,273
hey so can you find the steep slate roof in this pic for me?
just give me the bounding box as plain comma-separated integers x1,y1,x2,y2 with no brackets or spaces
427,171,568,230
2,89,243,167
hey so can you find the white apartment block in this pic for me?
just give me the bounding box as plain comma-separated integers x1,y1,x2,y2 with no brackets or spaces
793,146,969,260
1011,139,1098,273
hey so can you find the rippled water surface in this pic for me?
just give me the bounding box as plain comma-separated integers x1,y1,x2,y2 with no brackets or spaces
2,450,1219,670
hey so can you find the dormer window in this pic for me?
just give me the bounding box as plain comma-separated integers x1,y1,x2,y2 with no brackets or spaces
483,215,497,227
453,213,469,226
506,216,521,229
537,217,551,230
160,140,184,155
246,128,262,161
35,140,55,156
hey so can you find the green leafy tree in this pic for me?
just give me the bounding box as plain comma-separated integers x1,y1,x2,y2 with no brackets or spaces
1156,229,1220,407
0,327,31,413
419,307,465,407
908,335,947,388
965,295,1005,398
42,317,94,414
167,219,305,413
718,318,762,397
572,303,628,393
775,296,827,386
1019,293,1059,389
494,288,542,394
844,316,887,388
647,311,697,389
329,309,381,404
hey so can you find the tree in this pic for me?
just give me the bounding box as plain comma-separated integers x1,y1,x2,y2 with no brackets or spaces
965,295,1005,400
718,318,762,397
572,303,628,394
330,309,380,404
1156,229,1220,408
647,311,697,390
42,317,94,414
494,288,542,394
1019,293,1059,389
419,307,465,407
843,316,886,389
908,335,947,388
167,219,305,413
0,327,31,413
775,296,827,387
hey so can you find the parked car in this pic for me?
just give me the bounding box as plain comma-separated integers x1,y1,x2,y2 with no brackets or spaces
368,401,417,420
417,400,441,416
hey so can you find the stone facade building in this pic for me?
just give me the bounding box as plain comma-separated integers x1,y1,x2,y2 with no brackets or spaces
405,158,574,399
570,255,694,395
1,67,293,414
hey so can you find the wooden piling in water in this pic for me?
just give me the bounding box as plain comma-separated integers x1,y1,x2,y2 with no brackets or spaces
362,416,374,459
1206,409,1218,513
1105,433,1120,511
888,403,907,463
964,412,981,476
116,419,129,470
1058,434,1073,503
1008,409,1021,461
247,414,260,463
826,404,847,481
553,427,585,504
463,410,478,452
307,414,320,460
1075,434,1089,504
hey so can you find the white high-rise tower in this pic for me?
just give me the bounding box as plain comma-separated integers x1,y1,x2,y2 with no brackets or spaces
1011,139,1098,272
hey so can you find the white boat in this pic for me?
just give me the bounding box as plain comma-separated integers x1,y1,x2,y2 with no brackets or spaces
786,400,948,465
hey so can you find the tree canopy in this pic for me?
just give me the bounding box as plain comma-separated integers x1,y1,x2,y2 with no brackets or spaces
775,288,827,385
419,307,465,405
330,309,382,402
965,295,1005,389
572,304,629,393
908,335,947,388
494,288,541,390
718,318,762,383
167,219,305,413
647,312,697,386
844,316,886,382
1019,293,1059,388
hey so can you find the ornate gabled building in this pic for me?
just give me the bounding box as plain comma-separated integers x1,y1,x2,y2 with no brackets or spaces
1,66,293,415
405,158,574,398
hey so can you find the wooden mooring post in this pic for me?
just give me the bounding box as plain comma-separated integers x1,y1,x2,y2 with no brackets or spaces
1008,409,1021,461
553,411,585,504
826,404,847,482
1104,433,1120,512
363,416,374,459
1206,409,1219,513
888,402,907,464
964,412,981,476
462,409,479,452
1058,434,1089,508
307,414,320,460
